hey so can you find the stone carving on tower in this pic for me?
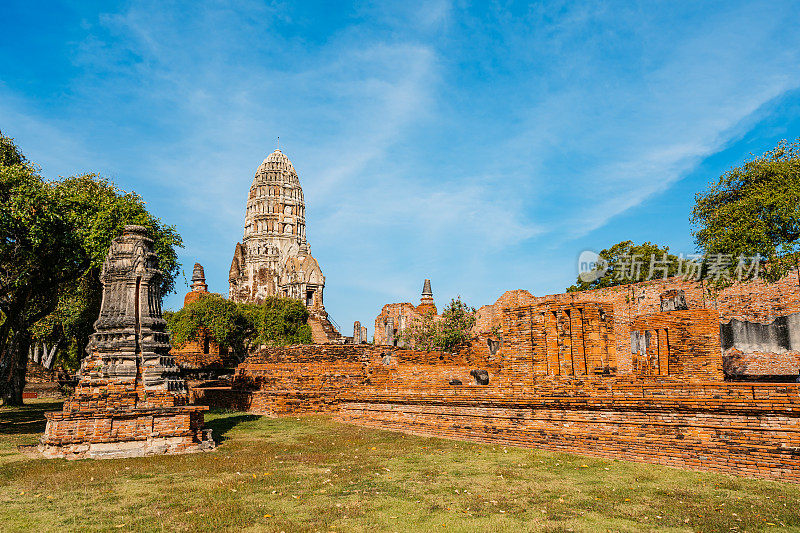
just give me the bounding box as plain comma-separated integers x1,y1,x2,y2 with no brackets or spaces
84,225,182,391
39,226,214,459
229,150,340,342
229,150,318,302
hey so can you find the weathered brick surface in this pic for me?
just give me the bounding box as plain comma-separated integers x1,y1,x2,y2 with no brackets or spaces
193,387,338,415
171,327,226,370
374,280,441,346
725,349,800,377
630,310,723,381
40,228,215,459
40,406,211,459
214,297,800,482
336,381,800,482
220,335,800,482
41,352,215,459
230,344,499,397
475,273,800,376
475,289,536,334
193,344,502,414
25,362,67,384
374,303,426,346
503,302,616,386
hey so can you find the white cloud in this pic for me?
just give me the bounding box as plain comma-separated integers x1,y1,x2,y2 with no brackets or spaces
480,0,800,241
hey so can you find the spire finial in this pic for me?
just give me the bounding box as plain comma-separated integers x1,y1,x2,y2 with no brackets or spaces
277,136,280,151
422,279,433,297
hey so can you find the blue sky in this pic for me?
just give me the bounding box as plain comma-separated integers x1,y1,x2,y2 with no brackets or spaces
2,0,800,335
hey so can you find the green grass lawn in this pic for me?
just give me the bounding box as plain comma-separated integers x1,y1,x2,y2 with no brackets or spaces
1,400,799,532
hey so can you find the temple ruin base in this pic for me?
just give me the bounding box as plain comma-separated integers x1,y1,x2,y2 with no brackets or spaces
38,405,214,460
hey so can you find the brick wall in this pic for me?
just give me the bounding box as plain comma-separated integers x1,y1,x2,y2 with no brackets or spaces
232,344,499,393
40,406,212,459
374,303,428,346
629,309,723,381
475,272,800,376
475,289,536,334
337,380,800,482
503,302,616,386
41,350,215,459
725,350,800,377
214,297,800,482
171,327,226,370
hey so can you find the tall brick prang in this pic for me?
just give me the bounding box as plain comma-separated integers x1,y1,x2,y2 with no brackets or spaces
228,149,340,342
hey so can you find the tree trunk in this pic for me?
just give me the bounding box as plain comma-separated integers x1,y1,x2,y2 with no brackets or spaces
43,342,57,369
0,329,31,406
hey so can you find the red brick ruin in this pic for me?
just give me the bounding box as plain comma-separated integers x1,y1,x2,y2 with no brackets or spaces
192,268,800,483
39,226,214,459
43,150,800,480
186,150,800,483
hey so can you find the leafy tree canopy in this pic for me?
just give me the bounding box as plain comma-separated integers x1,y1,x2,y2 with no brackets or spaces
165,294,312,357
1,132,84,403
0,130,183,403
397,297,476,352
30,176,183,373
692,139,800,283
567,240,680,292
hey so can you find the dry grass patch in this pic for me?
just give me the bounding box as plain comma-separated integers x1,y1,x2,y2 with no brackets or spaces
1,400,799,532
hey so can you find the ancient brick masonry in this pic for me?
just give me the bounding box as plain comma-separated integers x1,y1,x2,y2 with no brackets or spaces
216,297,800,482
170,263,227,370
337,302,800,482
193,343,500,415
39,226,214,459
503,302,616,383
630,309,723,381
477,273,800,377
338,381,800,483
374,279,439,346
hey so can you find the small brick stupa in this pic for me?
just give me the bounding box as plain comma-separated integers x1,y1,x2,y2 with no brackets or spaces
39,225,215,459
417,278,437,316
184,262,208,306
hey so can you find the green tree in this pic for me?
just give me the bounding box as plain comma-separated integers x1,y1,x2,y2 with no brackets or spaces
165,294,312,359
0,132,183,404
40,175,182,373
567,240,681,292
0,133,84,404
692,139,800,283
167,293,251,356
243,296,313,347
397,297,476,352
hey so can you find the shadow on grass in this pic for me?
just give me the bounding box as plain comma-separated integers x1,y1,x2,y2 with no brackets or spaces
205,413,261,444
0,401,62,435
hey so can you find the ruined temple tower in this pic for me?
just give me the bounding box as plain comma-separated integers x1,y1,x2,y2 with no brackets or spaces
39,226,214,458
418,278,437,315
229,149,340,342
374,279,440,346
184,262,208,306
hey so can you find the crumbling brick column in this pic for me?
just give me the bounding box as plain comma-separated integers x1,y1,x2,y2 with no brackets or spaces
630,309,722,381
39,226,215,459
